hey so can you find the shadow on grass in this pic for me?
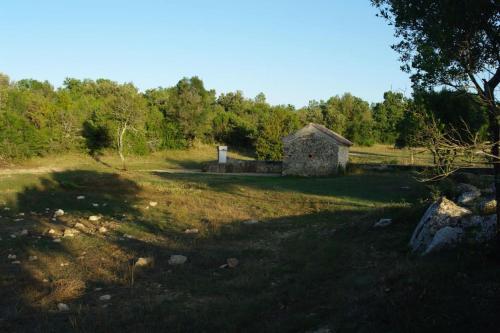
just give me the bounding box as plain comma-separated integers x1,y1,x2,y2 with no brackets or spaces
1,170,499,332
152,170,426,205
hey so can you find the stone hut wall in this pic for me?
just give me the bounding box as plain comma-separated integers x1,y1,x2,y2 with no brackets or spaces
282,131,346,176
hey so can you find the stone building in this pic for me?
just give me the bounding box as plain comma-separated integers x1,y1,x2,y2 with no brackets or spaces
282,123,353,176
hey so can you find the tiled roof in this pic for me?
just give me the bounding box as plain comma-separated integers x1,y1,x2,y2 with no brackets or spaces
283,123,353,147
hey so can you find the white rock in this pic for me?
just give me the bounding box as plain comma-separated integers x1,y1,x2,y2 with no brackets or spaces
184,228,199,234
53,238,62,243
11,260,21,264
409,197,470,253
54,209,64,217
423,226,464,255
92,203,99,207
479,198,496,215
89,215,101,222
457,191,481,205
374,218,392,228
98,226,107,233
149,201,158,207
135,257,154,267
19,229,28,236
168,255,187,265
3,207,10,211
48,229,56,234
7,254,16,259
63,229,76,237
99,294,111,301
10,234,16,239
74,222,86,230
57,303,70,312
76,195,85,200
29,255,38,261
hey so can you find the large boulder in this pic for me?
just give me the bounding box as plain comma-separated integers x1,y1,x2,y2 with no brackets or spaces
411,197,498,255
423,226,464,255
410,197,471,254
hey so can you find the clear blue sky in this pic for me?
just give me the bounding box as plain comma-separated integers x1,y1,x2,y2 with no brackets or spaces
0,0,411,107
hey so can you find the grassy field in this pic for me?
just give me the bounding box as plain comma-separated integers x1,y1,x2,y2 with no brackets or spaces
0,146,499,332
0,144,434,174
1,155,500,332
349,144,434,165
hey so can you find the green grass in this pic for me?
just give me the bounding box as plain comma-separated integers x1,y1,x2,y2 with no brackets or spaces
1,153,500,332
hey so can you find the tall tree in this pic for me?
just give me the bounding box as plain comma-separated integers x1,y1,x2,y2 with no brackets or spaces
372,0,500,229
373,91,407,144
108,83,146,169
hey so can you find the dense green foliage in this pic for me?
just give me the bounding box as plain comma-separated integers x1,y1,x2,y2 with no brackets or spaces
0,72,490,161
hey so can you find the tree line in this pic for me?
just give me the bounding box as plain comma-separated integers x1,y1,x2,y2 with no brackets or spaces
0,72,489,163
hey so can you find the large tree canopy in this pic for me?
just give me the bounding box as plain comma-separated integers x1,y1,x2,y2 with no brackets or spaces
372,0,500,103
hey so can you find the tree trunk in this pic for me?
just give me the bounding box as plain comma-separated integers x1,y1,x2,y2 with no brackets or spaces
486,89,500,242
118,124,127,170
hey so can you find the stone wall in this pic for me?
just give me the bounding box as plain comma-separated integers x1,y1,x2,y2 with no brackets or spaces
283,131,344,176
203,159,282,174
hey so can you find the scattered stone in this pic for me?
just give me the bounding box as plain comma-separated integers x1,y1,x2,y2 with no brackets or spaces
29,255,38,261
53,209,64,217
98,226,108,233
409,197,471,254
92,203,99,207
53,238,62,243
60,262,69,267
135,257,154,267
457,191,481,205
243,219,259,225
11,261,21,264
57,303,70,312
227,258,239,268
456,184,481,205
63,229,76,237
76,195,85,200
74,222,86,230
423,226,464,255
374,218,392,228
18,212,25,216
7,254,16,259
3,207,10,211
184,228,199,234
10,234,16,239
19,229,29,236
48,229,56,234
99,294,111,301
94,287,103,291
479,198,497,215
149,201,158,207
168,255,187,265
89,215,101,222
124,234,133,239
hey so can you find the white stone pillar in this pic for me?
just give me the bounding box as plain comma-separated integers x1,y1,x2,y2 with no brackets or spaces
217,146,227,164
